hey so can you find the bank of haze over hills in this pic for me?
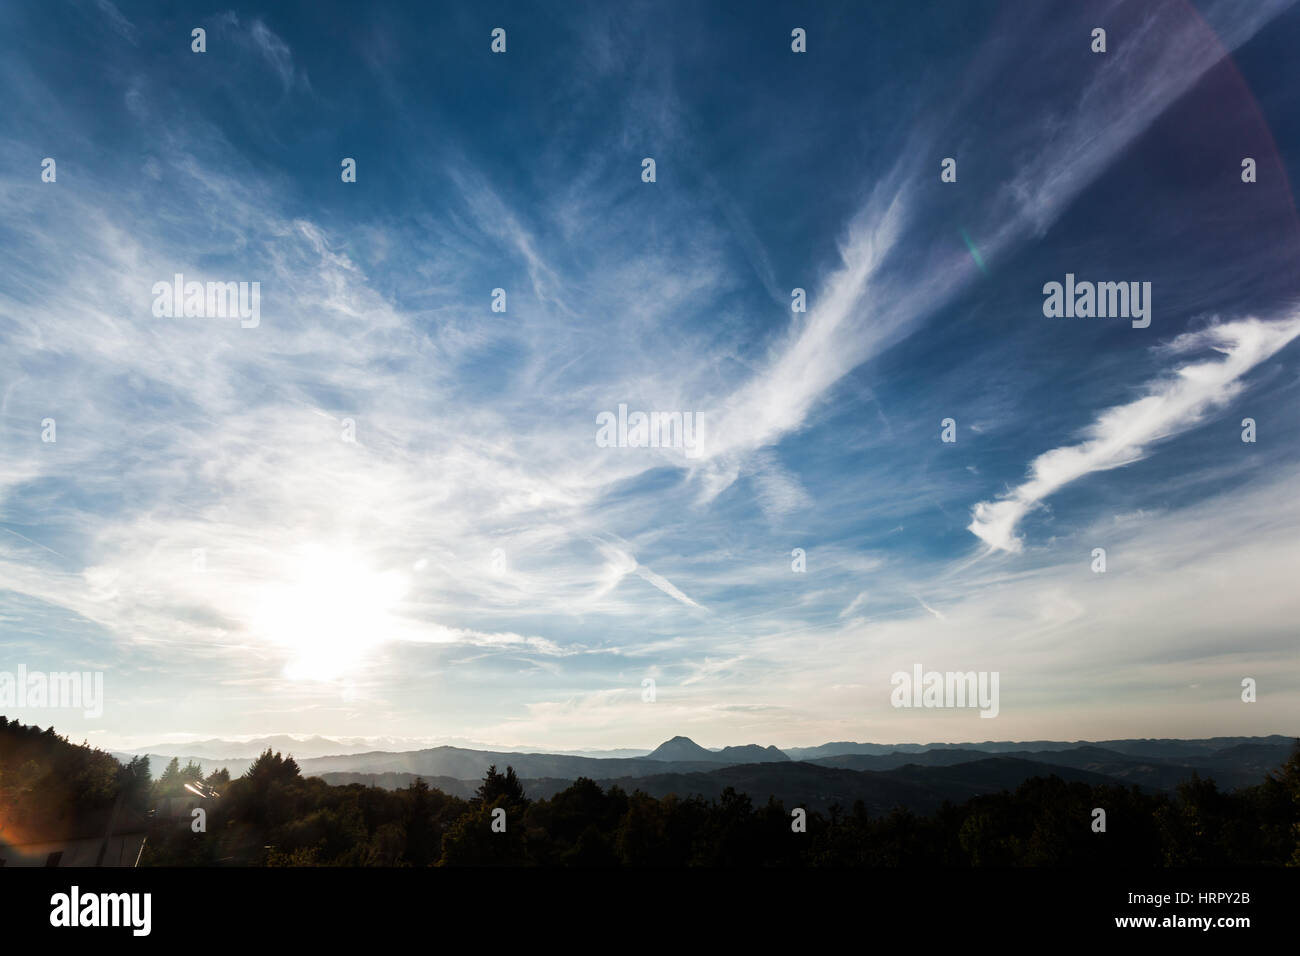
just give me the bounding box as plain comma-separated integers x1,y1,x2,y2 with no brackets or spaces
106,732,1299,815
116,734,790,781
115,733,1294,783
120,734,655,762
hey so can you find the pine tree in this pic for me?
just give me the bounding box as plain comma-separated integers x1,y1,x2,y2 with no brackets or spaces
154,756,183,797
475,764,527,805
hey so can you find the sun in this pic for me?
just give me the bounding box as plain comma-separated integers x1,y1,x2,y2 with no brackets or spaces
251,546,409,681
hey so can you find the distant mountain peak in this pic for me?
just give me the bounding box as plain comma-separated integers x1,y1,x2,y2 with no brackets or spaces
647,736,714,760
647,736,789,762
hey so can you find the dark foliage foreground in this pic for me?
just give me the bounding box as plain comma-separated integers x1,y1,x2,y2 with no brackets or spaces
4,717,1298,866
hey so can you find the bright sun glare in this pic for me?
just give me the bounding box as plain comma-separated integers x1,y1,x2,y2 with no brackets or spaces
251,547,410,682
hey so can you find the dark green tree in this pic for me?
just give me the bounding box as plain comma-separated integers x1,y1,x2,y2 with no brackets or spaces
476,764,527,805
152,757,185,798
206,767,231,789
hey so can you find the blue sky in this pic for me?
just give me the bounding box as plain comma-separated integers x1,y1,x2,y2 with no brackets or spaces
2,0,1300,752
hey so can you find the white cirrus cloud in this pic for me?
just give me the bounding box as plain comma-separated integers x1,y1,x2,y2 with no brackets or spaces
969,316,1300,553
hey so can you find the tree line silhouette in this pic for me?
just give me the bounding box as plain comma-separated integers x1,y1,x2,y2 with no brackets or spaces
4,717,1299,866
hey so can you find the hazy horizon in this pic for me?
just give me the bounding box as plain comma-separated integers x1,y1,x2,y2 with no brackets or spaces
93,729,1297,760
